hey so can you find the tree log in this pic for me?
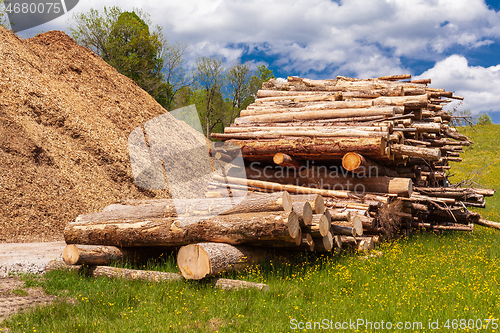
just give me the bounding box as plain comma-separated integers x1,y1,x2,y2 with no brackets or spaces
65,211,299,248
391,144,441,161
214,175,389,203
342,152,398,177
273,153,305,169
177,242,271,280
62,244,158,266
84,192,287,224
211,129,389,140
475,219,500,231
234,107,399,124
224,137,387,161
240,166,412,197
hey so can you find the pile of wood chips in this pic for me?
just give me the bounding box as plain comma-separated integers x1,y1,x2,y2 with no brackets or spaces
62,74,498,286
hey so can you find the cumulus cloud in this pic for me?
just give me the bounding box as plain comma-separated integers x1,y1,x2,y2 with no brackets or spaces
12,0,500,117
418,54,500,114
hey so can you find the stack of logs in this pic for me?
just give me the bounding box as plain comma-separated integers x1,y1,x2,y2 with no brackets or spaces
62,74,498,284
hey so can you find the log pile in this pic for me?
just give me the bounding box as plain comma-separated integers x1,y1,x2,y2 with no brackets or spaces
62,74,497,285
209,74,496,240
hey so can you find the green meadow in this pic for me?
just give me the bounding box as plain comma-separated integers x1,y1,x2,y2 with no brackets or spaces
2,125,499,333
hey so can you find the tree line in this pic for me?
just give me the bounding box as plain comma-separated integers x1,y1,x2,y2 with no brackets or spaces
66,6,274,138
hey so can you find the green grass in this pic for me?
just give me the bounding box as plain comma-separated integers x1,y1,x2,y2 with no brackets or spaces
451,124,500,222
2,125,500,333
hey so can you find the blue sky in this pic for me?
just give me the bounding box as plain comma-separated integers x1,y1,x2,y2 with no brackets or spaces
6,0,500,123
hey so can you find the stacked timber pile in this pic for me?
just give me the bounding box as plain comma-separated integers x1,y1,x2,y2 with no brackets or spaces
62,74,498,285
209,74,496,236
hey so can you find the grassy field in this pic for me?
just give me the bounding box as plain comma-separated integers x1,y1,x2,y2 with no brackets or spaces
2,125,499,333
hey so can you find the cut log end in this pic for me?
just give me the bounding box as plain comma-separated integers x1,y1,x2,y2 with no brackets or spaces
177,244,212,280
342,152,362,171
62,245,79,265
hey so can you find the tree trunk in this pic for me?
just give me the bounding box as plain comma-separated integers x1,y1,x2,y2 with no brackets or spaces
342,152,398,177
65,211,298,248
273,153,305,169
88,266,183,282
213,175,389,203
241,100,375,116
62,244,157,266
234,107,399,124
475,219,500,231
211,129,389,140
391,144,441,161
84,192,288,224
177,242,270,280
224,137,388,161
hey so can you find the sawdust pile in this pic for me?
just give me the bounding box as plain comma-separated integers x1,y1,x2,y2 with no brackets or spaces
0,27,206,242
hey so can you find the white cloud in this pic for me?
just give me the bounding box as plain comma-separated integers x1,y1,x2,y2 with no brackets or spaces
418,54,500,114
11,0,500,117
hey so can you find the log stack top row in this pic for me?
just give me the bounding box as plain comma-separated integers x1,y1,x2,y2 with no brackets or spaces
211,74,471,188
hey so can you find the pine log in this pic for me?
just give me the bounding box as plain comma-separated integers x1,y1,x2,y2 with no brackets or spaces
305,214,331,237
177,242,271,280
65,211,299,248
284,193,325,214
214,175,390,203
378,74,412,81
224,137,387,161
312,232,335,252
476,219,500,231
411,222,474,232
234,107,399,124
88,266,183,282
330,217,363,236
211,278,270,291
211,129,389,140
257,90,341,98
372,94,428,108
391,144,441,161
241,100,375,116
85,193,287,224
273,153,305,169
243,167,412,197
62,244,157,266
340,236,375,252
341,152,398,177
224,125,391,133
298,233,315,252
330,224,356,236
294,201,314,225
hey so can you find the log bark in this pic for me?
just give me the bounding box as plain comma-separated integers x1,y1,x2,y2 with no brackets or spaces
273,153,305,169
224,137,388,161
214,175,389,203
241,100,375,116
211,129,389,140
241,166,412,197
341,152,398,177
475,219,500,231
65,211,299,248
88,266,183,282
234,107,399,124
86,194,286,224
62,244,157,266
340,236,375,252
177,242,270,280
283,193,325,214
391,144,441,161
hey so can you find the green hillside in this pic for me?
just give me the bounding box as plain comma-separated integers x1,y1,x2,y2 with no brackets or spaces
452,124,500,221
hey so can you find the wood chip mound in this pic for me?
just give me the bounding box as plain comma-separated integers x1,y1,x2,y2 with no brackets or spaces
0,27,206,242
